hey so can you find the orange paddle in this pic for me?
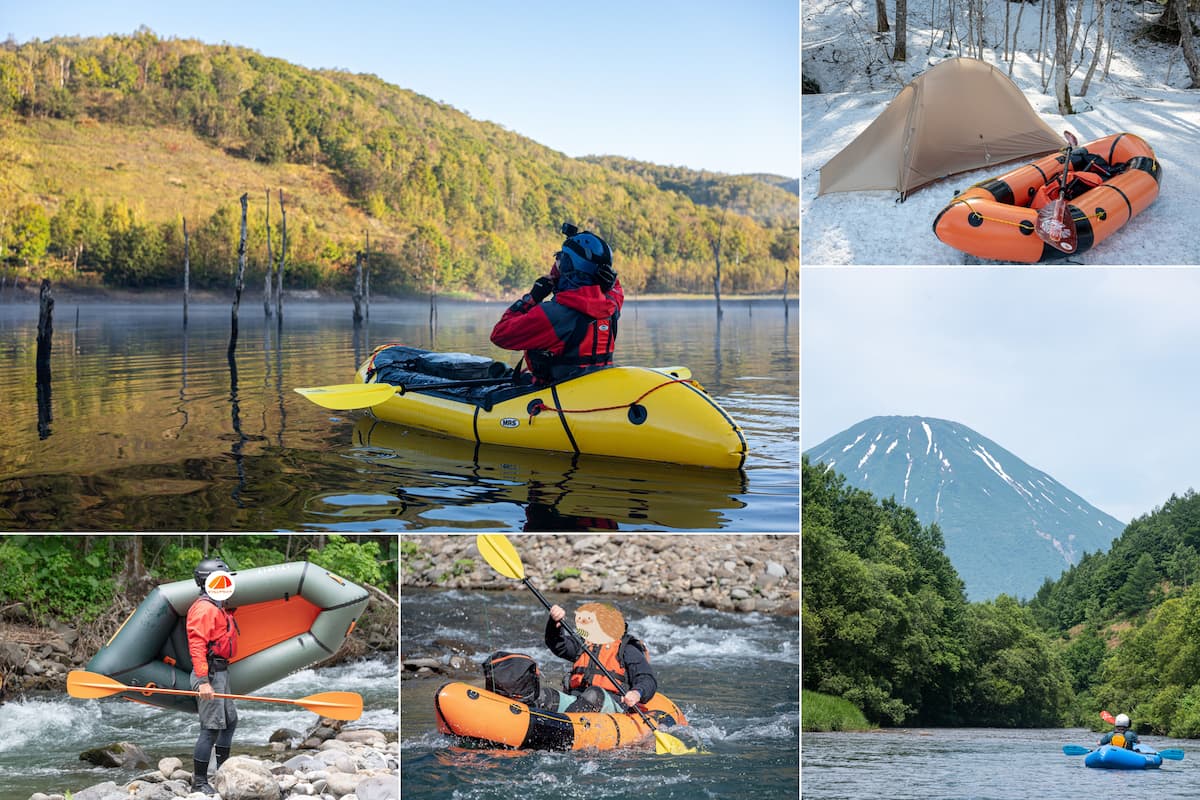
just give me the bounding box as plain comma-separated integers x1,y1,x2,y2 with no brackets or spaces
66,670,363,721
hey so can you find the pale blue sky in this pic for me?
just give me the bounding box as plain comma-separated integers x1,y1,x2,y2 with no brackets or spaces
803,267,1200,525
1,0,799,177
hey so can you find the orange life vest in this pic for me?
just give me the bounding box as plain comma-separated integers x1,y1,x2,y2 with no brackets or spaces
568,636,646,694
186,596,239,676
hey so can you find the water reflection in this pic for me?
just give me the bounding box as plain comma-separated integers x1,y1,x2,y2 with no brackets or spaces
0,300,796,531
326,417,748,530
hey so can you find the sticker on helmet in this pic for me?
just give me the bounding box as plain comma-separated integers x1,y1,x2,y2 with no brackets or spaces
204,570,236,601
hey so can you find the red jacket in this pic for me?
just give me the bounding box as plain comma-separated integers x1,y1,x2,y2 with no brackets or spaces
186,597,238,678
491,281,624,383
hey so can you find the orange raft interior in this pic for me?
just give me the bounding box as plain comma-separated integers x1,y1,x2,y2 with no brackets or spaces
434,681,688,751
932,132,1161,263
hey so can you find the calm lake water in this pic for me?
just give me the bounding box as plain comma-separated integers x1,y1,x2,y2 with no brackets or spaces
0,297,797,531
0,656,398,800
803,727,1199,799
401,586,800,799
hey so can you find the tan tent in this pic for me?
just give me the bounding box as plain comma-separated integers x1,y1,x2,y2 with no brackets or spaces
818,58,1065,199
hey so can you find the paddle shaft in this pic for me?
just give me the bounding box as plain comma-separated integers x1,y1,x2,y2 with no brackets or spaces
66,671,361,719
519,577,664,733
104,683,299,705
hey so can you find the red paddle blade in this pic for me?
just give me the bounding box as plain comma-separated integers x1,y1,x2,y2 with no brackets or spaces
1035,200,1078,253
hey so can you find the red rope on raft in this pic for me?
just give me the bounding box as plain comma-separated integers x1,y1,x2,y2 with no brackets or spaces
528,378,697,421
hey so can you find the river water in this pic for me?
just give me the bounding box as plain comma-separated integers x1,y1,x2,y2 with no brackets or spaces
400,586,800,799
803,727,1199,799
0,656,398,800
0,298,797,531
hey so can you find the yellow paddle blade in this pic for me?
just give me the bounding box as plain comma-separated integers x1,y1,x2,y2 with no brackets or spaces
654,730,697,755
476,534,525,580
294,383,398,410
67,670,127,698
298,691,363,721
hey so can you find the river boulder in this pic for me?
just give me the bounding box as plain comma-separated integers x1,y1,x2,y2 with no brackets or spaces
79,742,151,769
355,775,399,800
214,756,281,800
156,757,182,779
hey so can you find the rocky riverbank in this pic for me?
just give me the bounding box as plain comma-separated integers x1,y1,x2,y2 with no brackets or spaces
401,534,799,614
27,723,397,800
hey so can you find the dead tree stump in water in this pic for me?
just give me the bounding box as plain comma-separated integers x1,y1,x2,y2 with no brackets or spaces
264,189,274,317
36,279,53,383
228,193,249,357
353,251,365,324
36,279,54,439
276,189,287,321
182,217,190,327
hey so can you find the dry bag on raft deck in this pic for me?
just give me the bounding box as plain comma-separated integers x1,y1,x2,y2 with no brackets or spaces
482,651,541,706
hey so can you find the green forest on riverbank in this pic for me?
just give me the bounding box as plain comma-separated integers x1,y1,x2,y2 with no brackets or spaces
0,534,396,624
0,31,797,298
804,457,1200,736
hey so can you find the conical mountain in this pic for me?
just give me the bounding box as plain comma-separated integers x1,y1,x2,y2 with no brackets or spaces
805,416,1125,600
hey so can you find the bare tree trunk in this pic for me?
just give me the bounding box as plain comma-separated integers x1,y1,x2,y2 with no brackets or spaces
364,231,370,320
875,0,890,32
1104,0,1119,78
36,279,53,384
264,189,273,317
711,209,726,319
182,217,190,327
1176,0,1200,88
894,0,908,61
276,189,287,320
1038,0,1048,68
1054,0,1074,114
1080,0,1107,95
1009,0,1030,75
353,251,365,324
229,193,248,357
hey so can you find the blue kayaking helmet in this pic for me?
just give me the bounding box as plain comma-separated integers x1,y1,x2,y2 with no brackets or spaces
557,230,612,291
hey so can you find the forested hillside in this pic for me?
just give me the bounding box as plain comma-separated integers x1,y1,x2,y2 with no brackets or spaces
581,155,798,227
0,30,797,296
802,458,1072,727
809,449,1200,735
1030,490,1200,736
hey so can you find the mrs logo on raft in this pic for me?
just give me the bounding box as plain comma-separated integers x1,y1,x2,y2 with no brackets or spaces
500,418,520,428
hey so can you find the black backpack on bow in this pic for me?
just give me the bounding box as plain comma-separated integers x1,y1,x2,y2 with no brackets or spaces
481,651,540,706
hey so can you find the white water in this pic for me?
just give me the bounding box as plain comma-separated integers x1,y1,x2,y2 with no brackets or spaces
0,657,397,800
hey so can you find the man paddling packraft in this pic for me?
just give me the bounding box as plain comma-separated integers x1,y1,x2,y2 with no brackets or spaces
1099,712,1140,750
542,601,656,713
187,557,240,795
491,223,623,385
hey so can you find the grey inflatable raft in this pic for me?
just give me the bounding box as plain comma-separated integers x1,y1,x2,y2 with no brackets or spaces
86,561,370,713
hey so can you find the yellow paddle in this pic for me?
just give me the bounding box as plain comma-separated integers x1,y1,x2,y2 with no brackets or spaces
294,378,515,410
66,670,363,721
475,533,696,756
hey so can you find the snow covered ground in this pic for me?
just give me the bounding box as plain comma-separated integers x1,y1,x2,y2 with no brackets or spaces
801,0,1200,264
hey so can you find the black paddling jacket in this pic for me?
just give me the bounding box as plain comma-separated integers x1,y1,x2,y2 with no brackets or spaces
544,616,657,703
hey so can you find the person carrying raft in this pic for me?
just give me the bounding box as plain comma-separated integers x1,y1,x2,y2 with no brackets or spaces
187,557,241,795
542,601,656,713
491,223,623,385
1099,712,1140,750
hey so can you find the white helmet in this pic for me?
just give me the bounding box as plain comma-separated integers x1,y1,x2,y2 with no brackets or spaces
1115,713,1131,728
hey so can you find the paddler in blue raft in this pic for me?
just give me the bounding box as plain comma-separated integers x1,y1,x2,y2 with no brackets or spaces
1099,712,1140,749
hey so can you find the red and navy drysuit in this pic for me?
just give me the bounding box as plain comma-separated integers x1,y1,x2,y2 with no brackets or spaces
490,280,624,384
